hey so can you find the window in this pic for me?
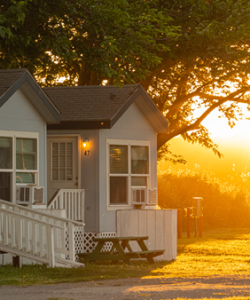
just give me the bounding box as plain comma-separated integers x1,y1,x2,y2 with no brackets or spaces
131,146,148,174
108,141,149,206
0,172,11,202
0,131,38,202
52,142,73,181
0,137,12,169
16,138,37,184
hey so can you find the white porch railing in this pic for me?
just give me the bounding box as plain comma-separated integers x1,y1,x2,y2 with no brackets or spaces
0,199,84,268
47,189,85,222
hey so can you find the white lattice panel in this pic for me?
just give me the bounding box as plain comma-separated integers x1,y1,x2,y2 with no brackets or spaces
83,232,97,253
65,230,117,259
98,232,117,252
75,226,84,254
65,225,85,260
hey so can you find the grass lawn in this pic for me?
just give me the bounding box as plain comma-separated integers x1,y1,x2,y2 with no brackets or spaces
1,228,250,285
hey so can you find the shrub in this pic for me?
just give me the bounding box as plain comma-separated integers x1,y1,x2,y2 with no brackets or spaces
158,166,250,229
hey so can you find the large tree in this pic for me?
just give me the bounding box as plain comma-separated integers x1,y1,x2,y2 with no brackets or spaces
0,0,178,86
144,0,250,159
2,0,250,159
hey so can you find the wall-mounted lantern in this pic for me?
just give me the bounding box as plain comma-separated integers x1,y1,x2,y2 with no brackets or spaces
83,138,90,156
83,138,89,148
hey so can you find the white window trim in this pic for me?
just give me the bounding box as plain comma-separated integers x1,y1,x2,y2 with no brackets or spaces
0,130,39,204
106,139,151,211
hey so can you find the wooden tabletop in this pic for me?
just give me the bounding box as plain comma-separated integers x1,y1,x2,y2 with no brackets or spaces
93,236,149,242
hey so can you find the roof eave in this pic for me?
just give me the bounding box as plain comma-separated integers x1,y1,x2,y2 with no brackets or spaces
48,120,111,130
135,86,169,133
0,71,60,124
110,85,168,133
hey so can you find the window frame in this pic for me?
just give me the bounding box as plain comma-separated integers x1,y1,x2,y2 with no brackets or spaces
106,139,150,210
0,131,39,203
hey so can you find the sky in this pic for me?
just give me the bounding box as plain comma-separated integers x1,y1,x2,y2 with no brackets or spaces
199,105,250,140
158,105,250,181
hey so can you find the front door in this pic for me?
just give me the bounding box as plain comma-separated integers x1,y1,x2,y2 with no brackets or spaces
47,136,78,202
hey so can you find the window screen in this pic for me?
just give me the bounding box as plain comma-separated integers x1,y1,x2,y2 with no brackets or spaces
131,146,149,174
110,145,128,174
131,176,147,186
16,138,37,170
16,172,35,184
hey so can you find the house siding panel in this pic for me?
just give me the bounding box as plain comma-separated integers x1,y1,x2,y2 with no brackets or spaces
48,103,158,233
0,89,47,201
47,129,100,232
98,103,157,232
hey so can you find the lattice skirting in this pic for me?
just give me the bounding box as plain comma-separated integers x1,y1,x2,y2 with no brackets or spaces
82,231,117,253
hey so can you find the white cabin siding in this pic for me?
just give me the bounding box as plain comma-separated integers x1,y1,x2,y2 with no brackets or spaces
98,103,157,232
0,88,47,202
47,129,100,232
48,103,159,233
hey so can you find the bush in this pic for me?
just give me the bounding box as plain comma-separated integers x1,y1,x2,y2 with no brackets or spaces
158,166,250,229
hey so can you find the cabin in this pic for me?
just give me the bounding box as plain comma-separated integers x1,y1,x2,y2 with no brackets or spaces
0,69,176,267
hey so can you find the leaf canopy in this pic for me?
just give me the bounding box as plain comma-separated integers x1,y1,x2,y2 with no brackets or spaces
2,0,250,161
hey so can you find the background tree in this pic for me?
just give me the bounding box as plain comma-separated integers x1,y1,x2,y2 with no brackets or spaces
144,0,250,158
2,0,250,159
0,0,178,86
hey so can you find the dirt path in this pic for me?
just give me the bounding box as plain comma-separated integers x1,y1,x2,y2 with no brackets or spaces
1,275,250,300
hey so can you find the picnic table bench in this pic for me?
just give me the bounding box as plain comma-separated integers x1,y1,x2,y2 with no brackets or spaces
78,236,165,264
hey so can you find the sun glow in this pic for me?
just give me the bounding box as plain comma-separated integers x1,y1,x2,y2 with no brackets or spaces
191,79,250,139
201,105,250,139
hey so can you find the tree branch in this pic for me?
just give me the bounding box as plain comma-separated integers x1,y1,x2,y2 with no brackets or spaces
158,87,250,149
158,100,226,149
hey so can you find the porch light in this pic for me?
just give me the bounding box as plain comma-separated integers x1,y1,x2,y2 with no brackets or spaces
83,138,89,148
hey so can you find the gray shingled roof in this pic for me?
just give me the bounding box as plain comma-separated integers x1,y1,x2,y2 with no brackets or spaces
0,69,27,98
0,69,168,132
43,84,140,122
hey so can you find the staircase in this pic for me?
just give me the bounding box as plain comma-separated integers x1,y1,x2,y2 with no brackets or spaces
0,199,85,268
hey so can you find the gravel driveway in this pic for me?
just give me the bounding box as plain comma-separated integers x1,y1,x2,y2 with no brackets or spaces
1,275,250,300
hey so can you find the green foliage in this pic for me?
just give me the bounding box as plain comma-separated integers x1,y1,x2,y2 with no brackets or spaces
149,0,250,156
3,0,250,157
158,167,250,229
0,0,179,86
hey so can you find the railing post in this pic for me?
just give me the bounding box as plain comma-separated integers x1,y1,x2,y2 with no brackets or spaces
25,219,30,252
47,225,55,267
10,215,15,248
59,190,63,209
3,213,8,245
81,191,85,222
68,222,75,262
39,222,44,258
17,217,22,250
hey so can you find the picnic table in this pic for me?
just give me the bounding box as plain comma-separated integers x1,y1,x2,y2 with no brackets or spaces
78,236,165,264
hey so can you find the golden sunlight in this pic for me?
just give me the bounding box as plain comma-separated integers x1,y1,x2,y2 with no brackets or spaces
202,106,250,139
